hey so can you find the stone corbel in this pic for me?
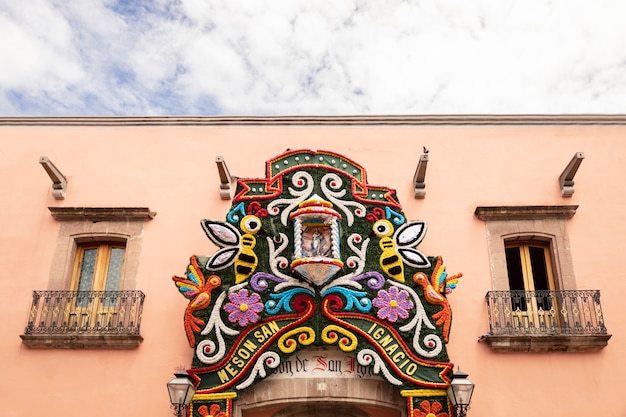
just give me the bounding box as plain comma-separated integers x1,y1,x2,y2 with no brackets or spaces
413,151,428,199
559,152,584,197
215,156,234,200
39,156,67,200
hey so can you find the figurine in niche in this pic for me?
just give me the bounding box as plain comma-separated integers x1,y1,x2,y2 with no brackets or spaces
302,225,332,258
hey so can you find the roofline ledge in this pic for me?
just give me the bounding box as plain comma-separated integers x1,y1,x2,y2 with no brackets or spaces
2,114,626,126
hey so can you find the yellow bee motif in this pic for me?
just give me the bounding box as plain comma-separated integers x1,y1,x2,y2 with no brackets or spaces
235,215,261,283
373,219,404,282
372,219,430,283
201,215,262,284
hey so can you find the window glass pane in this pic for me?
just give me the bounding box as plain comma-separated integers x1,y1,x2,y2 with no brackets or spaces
505,247,524,291
76,248,97,307
105,247,124,292
77,248,97,291
505,246,527,311
102,247,125,308
529,246,549,290
528,245,552,310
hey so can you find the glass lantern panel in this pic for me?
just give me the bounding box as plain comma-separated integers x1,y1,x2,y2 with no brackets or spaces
454,382,474,405
168,381,191,404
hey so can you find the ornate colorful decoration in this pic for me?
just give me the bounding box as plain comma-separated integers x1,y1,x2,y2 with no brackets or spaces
413,400,449,417
173,149,462,416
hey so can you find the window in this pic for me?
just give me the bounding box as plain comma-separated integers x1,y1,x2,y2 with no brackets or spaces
65,242,128,329
475,205,611,352
72,242,126,306
20,207,154,349
505,242,556,312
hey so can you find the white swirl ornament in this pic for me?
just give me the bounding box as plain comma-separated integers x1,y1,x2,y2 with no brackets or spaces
267,171,314,226
357,349,403,386
321,233,369,293
266,233,314,292
393,281,443,358
197,288,241,364
236,351,281,390
320,173,366,226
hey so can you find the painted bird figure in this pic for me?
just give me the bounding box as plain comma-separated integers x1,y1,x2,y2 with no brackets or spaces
172,255,221,347
413,257,462,343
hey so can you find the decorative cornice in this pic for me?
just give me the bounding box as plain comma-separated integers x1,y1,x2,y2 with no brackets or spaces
474,205,578,221
2,114,626,126
49,207,156,221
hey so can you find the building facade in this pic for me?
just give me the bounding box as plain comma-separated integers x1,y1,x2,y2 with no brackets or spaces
1,115,624,417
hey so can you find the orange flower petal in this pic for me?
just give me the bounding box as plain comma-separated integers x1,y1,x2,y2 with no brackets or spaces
210,403,221,414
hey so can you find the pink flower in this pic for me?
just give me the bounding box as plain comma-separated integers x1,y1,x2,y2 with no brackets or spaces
372,286,413,322
224,288,264,326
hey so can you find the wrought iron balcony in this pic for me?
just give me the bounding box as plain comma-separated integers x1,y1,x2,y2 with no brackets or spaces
20,290,145,349
482,290,611,352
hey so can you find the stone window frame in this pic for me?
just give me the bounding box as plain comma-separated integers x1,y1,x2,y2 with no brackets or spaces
47,207,156,291
474,205,578,292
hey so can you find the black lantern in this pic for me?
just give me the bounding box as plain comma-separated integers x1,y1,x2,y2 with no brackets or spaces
446,369,475,417
166,370,197,417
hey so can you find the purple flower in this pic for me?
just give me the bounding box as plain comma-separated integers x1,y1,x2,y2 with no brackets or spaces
224,289,264,327
372,286,413,322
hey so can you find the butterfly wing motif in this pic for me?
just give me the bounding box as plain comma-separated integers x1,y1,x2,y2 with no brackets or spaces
394,221,431,268
201,220,241,270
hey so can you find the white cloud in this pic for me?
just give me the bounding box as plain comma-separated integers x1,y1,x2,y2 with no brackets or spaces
0,0,625,115
0,1,83,91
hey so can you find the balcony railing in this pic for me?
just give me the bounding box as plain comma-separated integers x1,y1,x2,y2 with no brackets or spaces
485,290,608,336
23,290,145,336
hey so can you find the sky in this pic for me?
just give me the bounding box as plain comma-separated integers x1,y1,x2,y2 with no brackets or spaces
1,0,625,116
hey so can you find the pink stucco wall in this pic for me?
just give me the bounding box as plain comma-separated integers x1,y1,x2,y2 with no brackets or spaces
1,118,625,416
